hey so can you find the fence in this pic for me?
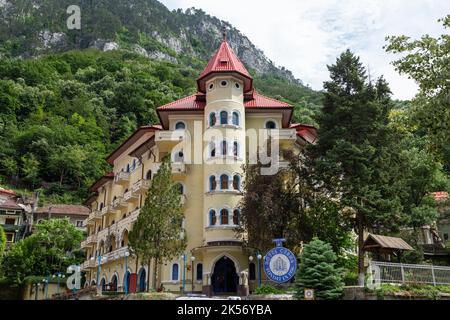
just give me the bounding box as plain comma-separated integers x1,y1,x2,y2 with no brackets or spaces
369,261,450,286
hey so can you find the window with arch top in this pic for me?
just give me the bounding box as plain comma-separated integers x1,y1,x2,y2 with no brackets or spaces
175,122,186,130
221,140,227,156
232,112,239,126
209,210,217,226
220,174,229,190
265,121,277,129
220,209,229,225
146,170,152,180
233,209,240,225
220,111,228,125
233,175,241,190
209,176,217,192
233,141,239,157
196,263,203,281
209,142,216,158
209,113,217,127
172,263,179,281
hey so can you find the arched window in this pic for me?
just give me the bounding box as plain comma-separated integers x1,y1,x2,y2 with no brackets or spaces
266,121,277,129
100,203,104,210
175,122,186,130
232,112,239,126
233,141,239,157
132,159,136,170
146,170,152,180
209,210,217,226
176,183,184,195
220,174,229,190
222,140,227,156
233,175,240,190
174,150,184,162
126,164,130,172
172,264,179,281
209,142,216,158
196,263,203,281
233,209,240,225
220,111,228,125
209,176,217,192
249,263,256,280
220,209,229,225
209,113,216,127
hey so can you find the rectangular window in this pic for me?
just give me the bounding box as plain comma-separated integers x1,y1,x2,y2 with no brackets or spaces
76,221,83,227
5,218,15,225
6,233,14,242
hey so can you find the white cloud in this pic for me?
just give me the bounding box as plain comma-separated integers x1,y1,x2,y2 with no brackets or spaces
161,0,449,99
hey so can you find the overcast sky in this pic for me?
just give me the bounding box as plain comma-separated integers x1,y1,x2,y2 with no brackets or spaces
160,0,449,100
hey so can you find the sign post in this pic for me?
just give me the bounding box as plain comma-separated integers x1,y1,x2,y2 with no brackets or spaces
263,239,297,284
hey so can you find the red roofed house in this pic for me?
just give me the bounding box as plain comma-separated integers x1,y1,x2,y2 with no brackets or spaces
80,34,317,295
0,188,27,249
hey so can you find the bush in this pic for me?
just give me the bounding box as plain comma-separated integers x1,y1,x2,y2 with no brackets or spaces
254,285,283,295
343,271,358,286
294,238,344,300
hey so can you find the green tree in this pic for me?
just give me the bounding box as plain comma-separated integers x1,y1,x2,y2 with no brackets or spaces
312,50,407,286
1,219,83,284
128,156,186,291
385,15,450,172
0,226,6,261
295,238,344,300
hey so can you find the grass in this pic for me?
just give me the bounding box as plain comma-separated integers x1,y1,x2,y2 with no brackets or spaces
373,283,450,300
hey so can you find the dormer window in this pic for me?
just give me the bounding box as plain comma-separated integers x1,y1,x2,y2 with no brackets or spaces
220,80,228,87
235,82,241,89
208,83,214,91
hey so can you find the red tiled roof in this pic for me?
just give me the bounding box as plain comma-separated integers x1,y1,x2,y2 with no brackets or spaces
290,123,318,144
431,192,449,202
89,172,114,192
197,40,253,93
0,197,22,210
106,125,161,165
0,187,16,196
36,204,90,216
157,91,291,111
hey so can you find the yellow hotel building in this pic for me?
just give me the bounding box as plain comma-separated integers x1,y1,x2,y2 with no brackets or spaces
81,37,317,296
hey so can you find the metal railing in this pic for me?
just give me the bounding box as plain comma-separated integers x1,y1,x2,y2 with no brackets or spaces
369,261,450,286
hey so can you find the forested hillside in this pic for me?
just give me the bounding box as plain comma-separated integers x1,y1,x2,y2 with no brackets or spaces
0,0,326,204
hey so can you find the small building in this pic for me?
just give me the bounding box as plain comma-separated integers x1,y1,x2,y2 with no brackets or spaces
363,234,414,262
35,205,90,232
0,188,27,249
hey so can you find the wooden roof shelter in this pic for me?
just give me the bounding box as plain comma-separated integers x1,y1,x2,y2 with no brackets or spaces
363,234,414,262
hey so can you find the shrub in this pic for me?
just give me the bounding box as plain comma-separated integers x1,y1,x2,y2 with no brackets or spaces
294,238,344,300
254,285,283,295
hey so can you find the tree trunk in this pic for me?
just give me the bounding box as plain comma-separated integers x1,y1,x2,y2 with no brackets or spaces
147,258,151,292
357,212,365,286
152,257,158,291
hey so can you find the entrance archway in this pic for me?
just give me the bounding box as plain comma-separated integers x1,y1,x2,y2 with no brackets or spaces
111,274,118,291
212,256,238,294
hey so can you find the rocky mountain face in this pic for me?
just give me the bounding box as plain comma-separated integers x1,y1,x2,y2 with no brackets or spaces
0,0,300,84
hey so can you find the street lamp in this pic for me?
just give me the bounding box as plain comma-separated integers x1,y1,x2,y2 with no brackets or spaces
42,278,48,300
191,256,196,293
34,282,40,300
52,272,63,295
257,254,262,288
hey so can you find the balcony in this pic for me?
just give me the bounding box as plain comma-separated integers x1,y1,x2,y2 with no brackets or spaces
103,246,130,264
112,197,127,210
95,206,109,218
132,179,151,195
81,234,97,248
82,213,96,227
172,162,186,175
117,209,140,231
124,190,139,203
267,129,297,147
155,130,186,152
114,171,130,186
81,259,96,270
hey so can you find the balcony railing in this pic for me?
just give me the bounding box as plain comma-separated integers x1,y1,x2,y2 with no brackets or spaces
81,259,96,270
117,209,140,231
112,197,127,209
267,129,297,140
81,234,97,248
132,179,151,195
155,130,186,142
103,246,130,264
124,190,138,202
114,171,130,185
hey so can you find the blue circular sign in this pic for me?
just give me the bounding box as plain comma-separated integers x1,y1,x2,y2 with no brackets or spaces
263,247,297,283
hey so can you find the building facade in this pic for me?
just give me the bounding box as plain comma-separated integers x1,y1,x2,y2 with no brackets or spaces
0,188,27,250
80,37,316,295
35,204,90,232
